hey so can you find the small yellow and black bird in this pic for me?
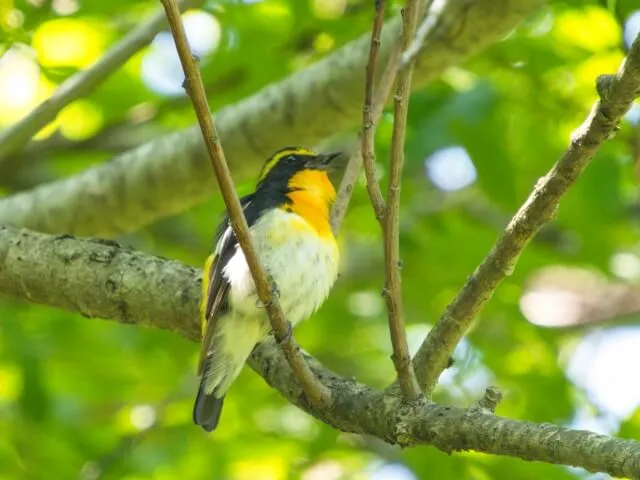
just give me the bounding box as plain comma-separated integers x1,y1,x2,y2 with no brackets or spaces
194,146,341,432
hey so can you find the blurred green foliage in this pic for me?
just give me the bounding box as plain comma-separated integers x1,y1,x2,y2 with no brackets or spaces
1,0,640,479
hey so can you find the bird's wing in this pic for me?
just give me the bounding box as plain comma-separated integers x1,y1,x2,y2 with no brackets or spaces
197,194,257,375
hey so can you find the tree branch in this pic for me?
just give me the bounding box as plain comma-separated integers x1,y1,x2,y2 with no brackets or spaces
0,0,544,237
413,32,640,396
1,224,640,478
0,67,250,192
360,0,388,225
382,0,423,400
330,35,401,233
401,0,447,69
0,0,202,164
160,0,330,407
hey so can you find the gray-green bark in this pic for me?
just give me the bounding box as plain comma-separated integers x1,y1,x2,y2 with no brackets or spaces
1,224,639,478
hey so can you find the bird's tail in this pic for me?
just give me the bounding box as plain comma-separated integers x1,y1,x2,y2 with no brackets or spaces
193,374,225,432
193,318,266,432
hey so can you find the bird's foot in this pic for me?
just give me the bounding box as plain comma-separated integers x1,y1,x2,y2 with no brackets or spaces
275,321,293,345
255,275,280,309
267,274,280,301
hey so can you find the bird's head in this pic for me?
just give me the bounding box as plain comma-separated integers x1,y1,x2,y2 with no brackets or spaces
256,147,341,202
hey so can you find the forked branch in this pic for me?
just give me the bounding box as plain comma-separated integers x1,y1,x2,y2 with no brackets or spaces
330,41,401,232
413,31,640,396
381,0,423,400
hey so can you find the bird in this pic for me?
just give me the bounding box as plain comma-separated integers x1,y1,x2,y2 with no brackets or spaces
193,146,341,432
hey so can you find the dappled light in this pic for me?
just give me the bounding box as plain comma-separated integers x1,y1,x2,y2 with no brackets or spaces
1,0,640,478
141,10,222,96
57,100,104,140
424,146,477,192
568,327,640,420
0,49,41,125
625,10,640,49
32,18,109,68
312,0,347,20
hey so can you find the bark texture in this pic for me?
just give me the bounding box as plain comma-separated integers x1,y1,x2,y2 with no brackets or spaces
1,225,639,479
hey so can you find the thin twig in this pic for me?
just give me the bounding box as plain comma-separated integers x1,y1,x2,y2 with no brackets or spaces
0,0,202,165
413,32,640,397
382,0,423,401
330,38,402,233
360,0,388,224
400,0,446,69
159,0,331,407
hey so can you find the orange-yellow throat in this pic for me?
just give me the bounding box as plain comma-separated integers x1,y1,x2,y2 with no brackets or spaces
284,169,335,238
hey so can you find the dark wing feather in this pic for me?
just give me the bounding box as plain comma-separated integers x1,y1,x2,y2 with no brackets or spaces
197,193,260,375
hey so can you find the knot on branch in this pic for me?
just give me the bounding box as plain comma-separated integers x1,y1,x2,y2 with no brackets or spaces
469,385,503,414
596,74,616,102
380,286,391,300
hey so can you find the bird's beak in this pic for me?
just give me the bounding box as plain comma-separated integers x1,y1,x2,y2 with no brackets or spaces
307,152,341,170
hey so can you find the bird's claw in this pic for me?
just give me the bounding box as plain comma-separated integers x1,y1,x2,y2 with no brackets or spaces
256,275,280,309
275,321,293,345
267,274,280,299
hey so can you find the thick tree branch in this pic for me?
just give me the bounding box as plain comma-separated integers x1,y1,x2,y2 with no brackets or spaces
413,32,640,396
0,0,544,237
1,225,640,478
160,0,329,407
382,0,422,400
0,226,200,336
0,0,202,164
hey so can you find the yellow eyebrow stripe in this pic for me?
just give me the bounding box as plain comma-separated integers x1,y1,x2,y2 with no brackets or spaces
258,147,315,182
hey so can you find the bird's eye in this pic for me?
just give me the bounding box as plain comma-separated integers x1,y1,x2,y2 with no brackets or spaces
285,155,297,165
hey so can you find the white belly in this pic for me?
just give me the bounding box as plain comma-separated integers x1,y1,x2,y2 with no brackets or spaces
223,208,339,327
